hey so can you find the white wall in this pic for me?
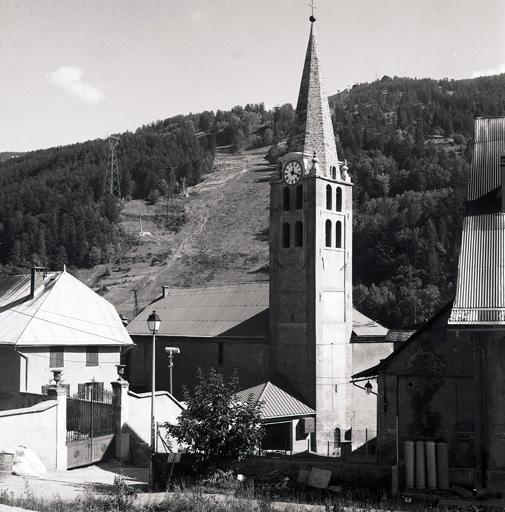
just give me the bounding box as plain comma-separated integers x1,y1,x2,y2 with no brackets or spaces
0,401,58,469
19,346,121,395
126,390,183,450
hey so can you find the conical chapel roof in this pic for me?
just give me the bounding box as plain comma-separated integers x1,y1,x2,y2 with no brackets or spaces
288,21,339,176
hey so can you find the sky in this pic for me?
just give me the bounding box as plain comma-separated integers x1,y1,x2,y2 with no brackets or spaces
1,0,504,152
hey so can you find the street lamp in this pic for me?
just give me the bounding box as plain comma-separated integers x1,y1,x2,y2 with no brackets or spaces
165,346,181,395
147,310,160,489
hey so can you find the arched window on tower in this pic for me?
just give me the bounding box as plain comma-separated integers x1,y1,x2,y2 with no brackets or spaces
325,220,332,247
336,221,342,248
326,185,332,210
336,187,342,212
283,187,290,211
331,166,337,180
295,185,303,210
334,428,341,449
282,223,290,248
294,221,303,247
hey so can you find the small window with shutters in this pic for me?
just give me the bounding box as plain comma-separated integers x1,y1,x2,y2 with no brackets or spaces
86,346,99,366
282,223,291,248
325,220,332,247
49,347,64,368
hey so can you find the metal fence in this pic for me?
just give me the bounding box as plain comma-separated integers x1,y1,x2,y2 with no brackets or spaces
66,389,118,443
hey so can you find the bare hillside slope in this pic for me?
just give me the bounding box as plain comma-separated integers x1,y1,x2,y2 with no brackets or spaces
78,146,273,318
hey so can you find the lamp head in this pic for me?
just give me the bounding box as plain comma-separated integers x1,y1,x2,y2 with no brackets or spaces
147,310,161,333
165,347,181,355
365,380,373,395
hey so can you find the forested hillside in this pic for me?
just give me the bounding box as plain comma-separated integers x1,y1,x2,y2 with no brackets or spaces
330,74,505,327
2,74,505,327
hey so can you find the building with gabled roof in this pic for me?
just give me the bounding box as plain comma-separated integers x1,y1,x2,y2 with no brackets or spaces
0,268,133,401
354,117,505,492
236,379,315,453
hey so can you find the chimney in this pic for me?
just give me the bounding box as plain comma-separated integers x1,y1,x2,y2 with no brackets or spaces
162,286,169,299
501,155,505,212
30,267,46,298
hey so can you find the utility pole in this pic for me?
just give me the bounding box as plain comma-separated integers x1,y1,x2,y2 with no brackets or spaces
132,289,139,318
105,135,121,199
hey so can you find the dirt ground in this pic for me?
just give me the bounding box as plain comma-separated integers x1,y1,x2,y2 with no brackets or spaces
0,462,148,501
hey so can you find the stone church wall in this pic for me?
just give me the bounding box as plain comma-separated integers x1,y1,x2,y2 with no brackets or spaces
128,335,269,399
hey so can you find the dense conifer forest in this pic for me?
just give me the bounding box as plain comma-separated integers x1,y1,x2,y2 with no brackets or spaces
2,74,505,327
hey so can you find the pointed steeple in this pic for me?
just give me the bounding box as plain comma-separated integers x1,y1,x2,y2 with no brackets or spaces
288,19,338,177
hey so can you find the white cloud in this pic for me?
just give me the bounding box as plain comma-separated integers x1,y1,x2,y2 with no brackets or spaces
49,66,104,104
471,63,505,79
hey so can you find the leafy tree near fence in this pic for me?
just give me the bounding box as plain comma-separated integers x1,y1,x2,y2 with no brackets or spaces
167,368,263,466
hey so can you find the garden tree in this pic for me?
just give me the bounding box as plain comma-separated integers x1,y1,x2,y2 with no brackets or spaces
167,368,263,465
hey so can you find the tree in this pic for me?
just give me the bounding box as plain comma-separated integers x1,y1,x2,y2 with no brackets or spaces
166,368,263,466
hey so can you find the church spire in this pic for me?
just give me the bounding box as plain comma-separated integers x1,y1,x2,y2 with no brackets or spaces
288,18,339,177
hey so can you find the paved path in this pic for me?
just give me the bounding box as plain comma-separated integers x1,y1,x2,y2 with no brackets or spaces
0,462,148,501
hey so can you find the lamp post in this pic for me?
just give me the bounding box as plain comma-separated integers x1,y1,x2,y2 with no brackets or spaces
147,310,160,489
164,347,181,395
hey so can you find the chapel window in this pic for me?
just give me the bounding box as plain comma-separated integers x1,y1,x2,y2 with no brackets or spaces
336,187,342,212
336,221,342,248
282,223,291,248
294,221,303,247
283,187,290,211
295,185,303,210
325,220,332,247
326,185,332,210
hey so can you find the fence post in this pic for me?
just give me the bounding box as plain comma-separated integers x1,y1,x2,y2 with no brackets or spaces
46,385,67,471
112,378,130,461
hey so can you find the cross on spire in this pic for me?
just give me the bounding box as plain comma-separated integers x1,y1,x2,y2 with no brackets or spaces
308,0,316,22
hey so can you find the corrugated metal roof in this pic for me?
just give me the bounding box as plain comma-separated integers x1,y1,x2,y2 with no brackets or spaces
128,282,270,337
236,381,315,419
467,118,505,201
0,271,133,346
127,281,387,339
351,308,388,337
449,117,505,326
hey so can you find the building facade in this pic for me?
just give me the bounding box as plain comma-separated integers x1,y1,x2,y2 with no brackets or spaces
0,268,133,403
355,117,505,491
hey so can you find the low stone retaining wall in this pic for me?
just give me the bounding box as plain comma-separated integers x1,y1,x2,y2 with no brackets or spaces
235,456,392,489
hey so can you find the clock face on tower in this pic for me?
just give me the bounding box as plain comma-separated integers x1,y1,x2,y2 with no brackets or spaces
283,161,302,185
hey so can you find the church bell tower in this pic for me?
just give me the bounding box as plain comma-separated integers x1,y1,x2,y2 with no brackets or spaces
269,15,353,453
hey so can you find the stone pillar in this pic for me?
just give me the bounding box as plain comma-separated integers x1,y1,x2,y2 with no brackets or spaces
112,378,130,461
46,385,67,471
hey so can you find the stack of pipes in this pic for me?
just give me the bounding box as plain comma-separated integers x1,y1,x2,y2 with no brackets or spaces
404,440,449,491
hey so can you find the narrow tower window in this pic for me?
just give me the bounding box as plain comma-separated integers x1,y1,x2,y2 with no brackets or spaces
336,187,342,212
325,220,332,247
326,185,332,210
282,223,291,248
295,185,303,209
294,221,303,247
283,187,290,211
336,221,342,248
331,166,337,180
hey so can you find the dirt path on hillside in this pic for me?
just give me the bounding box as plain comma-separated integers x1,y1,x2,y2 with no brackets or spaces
78,146,274,319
